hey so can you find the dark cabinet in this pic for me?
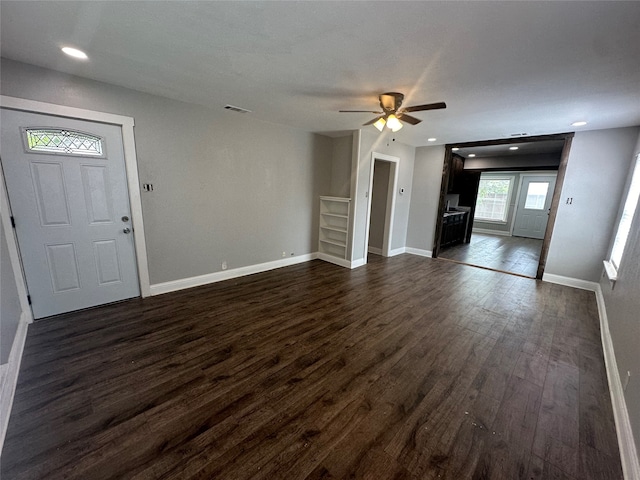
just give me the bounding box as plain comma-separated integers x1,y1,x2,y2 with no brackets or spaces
441,212,468,247
447,154,465,193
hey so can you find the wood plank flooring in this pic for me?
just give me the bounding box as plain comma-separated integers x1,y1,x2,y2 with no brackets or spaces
1,255,622,479
439,233,543,278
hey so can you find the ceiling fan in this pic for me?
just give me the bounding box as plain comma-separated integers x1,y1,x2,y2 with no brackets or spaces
339,92,446,132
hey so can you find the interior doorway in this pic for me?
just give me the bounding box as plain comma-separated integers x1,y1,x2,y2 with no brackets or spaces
433,134,573,279
364,153,398,260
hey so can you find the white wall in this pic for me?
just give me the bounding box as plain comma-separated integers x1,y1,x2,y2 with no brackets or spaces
0,223,21,364
351,130,415,262
600,131,640,456
545,127,640,281
406,145,445,253
1,58,333,285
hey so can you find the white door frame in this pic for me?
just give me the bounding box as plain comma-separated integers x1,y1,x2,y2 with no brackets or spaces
363,152,399,261
509,171,558,236
0,96,151,304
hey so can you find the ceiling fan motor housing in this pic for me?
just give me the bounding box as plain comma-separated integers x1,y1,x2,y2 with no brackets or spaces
380,92,404,112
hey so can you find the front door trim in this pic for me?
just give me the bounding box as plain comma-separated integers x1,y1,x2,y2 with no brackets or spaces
0,95,150,299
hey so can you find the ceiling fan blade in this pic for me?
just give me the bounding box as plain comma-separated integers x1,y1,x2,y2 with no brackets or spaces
402,101,447,113
339,110,384,114
398,113,422,125
363,116,384,126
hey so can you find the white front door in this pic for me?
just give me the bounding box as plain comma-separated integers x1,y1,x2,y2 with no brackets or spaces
1,110,140,319
512,174,557,239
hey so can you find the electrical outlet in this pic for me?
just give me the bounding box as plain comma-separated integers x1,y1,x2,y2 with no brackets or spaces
282,251,286,257
221,261,227,270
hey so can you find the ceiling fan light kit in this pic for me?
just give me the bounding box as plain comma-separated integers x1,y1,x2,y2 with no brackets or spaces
340,92,446,132
386,114,403,132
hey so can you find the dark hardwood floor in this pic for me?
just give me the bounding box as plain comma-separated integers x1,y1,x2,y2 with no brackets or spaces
439,233,543,278
1,255,622,479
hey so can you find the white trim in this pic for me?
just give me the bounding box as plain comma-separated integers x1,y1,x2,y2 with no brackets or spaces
151,253,318,295
0,163,33,323
368,246,383,255
595,285,640,480
348,131,361,262
388,247,405,257
472,228,511,237
350,258,366,269
318,253,353,269
0,313,29,452
405,247,433,258
0,95,151,298
364,152,400,261
603,260,619,283
541,273,599,292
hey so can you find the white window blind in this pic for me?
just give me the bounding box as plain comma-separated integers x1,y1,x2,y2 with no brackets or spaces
475,177,513,222
610,154,640,270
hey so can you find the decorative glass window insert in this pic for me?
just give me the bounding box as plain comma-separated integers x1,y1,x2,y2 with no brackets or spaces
524,182,550,210
610,153,640,270
475,177,514,222
25,128,104,157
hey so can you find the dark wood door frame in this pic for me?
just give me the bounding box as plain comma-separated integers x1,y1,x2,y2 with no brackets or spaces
432,132,575,279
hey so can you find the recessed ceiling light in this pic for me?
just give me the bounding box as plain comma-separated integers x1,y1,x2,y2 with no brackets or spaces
451,147,460,151
468,154,476,157
427,138,437,142
61,46,88,60
571,121,587,127
509,146,519,150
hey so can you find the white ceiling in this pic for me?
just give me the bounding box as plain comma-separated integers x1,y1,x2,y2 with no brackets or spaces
1,1,639,147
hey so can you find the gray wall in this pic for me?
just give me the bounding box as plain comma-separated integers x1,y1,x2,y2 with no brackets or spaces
1,222,21,364
1,58,333,285
545,127,640,281
351,130,415,262
368,161,391,250
329,135,352,198
600,132,640,454
406,145,446,253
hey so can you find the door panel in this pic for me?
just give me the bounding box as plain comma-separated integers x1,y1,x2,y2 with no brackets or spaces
512,175,557,239
1,110,140,318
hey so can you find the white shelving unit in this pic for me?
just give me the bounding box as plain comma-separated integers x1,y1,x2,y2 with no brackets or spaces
319,196,351,262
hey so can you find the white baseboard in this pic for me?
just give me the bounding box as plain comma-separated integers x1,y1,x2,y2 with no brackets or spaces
595,285,640,480
0,312,29,453
350,258,366,269
542,273,599,292
472,228,511,236
367,246,383,255
388,247,406,257
150,253,318,296
405,247,433,258
318,253,352,269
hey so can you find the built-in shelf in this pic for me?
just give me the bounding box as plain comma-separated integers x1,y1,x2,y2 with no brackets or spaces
319,196,351,261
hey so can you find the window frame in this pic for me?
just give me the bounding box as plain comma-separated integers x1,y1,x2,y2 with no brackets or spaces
606,153,640,279
21,127,107,158
474,175,515,224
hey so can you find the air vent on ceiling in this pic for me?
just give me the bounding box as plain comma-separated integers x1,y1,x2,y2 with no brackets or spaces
224,105,252,113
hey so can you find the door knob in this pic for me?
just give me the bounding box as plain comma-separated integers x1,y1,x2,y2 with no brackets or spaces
123,227,131,234
121,215,129,222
